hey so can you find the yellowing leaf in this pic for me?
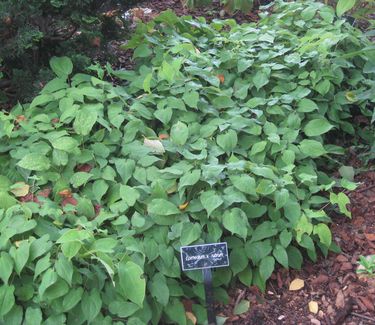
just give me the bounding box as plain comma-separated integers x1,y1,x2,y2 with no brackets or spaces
217,74,225,84
10,182,30,197
289,278,304,291
186,311,197,325
179,202,189,210
308,301,318,314
58,189,72,198
345,91,356,102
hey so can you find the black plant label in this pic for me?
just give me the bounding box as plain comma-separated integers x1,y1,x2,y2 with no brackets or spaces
180,242,229,271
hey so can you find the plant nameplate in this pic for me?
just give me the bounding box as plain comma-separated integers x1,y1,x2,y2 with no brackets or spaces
180,242,229,271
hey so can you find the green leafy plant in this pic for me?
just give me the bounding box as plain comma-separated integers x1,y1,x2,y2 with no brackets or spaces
356,255,375,276
0,1,374,324
328,0,375,29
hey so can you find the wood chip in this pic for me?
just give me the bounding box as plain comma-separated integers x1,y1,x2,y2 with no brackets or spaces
335,290,345,309
308,301,319,314
289,278,305,291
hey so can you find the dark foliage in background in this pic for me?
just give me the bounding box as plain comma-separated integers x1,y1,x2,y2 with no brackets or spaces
0,0,140,103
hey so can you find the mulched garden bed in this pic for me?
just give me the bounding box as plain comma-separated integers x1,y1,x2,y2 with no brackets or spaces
108,2,375,324
219,170,375,325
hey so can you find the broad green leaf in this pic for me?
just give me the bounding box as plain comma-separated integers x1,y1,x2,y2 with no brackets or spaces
217,129,237,152
279,230,292,248
149,273,169,306
55,254,73,286
62,288,83,312
81,289,102,323
313,224,332,247
24,307,42,325
108,301,139,318
183,90,199,108
38,269,57,298
148,199,180,215
164,298,187,325
253,69,269,90
287,246,303,269
273,244,288,268
259,256,275,281
250,222,278,243
3,305,23,325
120,185,140,207
0,191,17,209
330,192,351,217
180,223,201,246
303,119,333,137
11,241,30,275
297,98,319,112
92,179,109,202
230,248,248,276
118,261,146,307
200,191,223,216
134,44,152,58
70,172,93,188
171,121,189,146
212,96,235,109
0,252,13,284
50,56,73,78
233,300,250,315
238,267,252,286
61,241,82,259
50,137,79,153
229,174,257,196
299,140,326,158
73,107,98,136
178,170,201,191
223,208,248,239
256,179,276,195
339,166,355,181
336,0,356,16
275,189,289,210
17,154,50,171
0,285,15,317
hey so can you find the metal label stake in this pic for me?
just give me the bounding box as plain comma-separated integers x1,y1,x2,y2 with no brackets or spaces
203,268,216,325
180,242,229,325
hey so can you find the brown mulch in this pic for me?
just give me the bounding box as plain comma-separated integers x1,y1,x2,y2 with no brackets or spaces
219,170,375,325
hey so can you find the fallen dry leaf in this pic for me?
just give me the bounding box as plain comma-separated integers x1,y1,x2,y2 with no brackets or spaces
365,233,375,242
61,197,78,207
144,138,165,154
59,189,72,198
179,202,189,210
308,301,319,314
289,278,304,291
185,311,197,325
217,74,225,84
76,164,92,173
10,182,30,197
159,134,169,140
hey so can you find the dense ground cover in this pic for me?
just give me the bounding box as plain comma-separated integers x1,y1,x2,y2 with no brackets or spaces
0,1,374,324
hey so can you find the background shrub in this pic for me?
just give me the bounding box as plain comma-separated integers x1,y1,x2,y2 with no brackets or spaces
0,1,374,324
0,0,140,103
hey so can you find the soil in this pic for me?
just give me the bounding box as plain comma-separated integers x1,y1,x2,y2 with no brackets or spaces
218,170,375,325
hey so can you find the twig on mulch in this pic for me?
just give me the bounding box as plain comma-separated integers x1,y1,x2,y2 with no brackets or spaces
351,312,375,323
357,184,375,193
